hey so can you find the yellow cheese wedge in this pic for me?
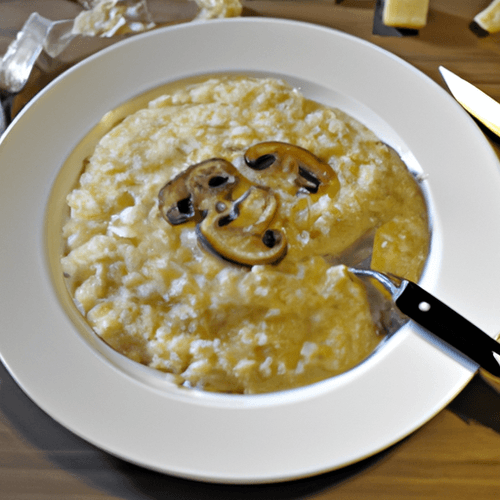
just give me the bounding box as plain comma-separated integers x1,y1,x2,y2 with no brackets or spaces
382,0,430,29
474,0,500,34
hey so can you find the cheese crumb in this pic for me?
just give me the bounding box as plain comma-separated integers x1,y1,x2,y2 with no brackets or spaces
383,0,430,29
474,0,500,34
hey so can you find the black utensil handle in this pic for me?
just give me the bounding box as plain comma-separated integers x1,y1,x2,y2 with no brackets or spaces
395,281,500,376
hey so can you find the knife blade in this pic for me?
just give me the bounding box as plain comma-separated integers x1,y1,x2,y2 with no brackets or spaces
439,66,500,138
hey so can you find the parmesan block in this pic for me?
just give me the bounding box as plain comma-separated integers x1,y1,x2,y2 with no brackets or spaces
474,0,500,34
382,0,430,29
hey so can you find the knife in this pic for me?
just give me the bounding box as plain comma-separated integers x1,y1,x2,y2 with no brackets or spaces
439,66,500,138
349,267,500,392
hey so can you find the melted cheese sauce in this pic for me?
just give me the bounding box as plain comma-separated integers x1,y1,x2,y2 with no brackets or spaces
61,76,429,394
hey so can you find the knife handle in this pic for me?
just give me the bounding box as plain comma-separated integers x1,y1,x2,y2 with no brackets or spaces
395,281,500,377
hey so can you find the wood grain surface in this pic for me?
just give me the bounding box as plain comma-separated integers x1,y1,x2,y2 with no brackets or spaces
2,1,500,498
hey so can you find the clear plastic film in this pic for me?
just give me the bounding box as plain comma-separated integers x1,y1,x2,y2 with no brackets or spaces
0,0,243,95
0,13,74,93
72,0,156,37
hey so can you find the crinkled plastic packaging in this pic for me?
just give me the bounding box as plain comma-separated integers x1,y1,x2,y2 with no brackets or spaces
0,0,242,94
0,13,74,93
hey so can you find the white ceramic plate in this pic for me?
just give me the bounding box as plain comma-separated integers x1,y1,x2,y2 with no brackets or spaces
2,18,500,484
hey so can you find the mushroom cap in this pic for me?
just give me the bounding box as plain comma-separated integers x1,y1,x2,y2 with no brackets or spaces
158,158,287,266
244,141,340,196
198,186,287,266
158,142,340,266
158,159,239,225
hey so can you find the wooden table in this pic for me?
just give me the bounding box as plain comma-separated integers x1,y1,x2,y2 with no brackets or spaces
2,1,500,498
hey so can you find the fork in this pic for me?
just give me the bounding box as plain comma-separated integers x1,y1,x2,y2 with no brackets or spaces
348,266,500,385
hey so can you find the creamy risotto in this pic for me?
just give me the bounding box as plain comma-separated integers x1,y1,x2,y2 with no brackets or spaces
61,76,429,394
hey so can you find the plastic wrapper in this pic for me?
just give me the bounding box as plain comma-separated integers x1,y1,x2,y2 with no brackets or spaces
72,0,156,37
0,13,74,93
194,0,243,20
0,0,243,95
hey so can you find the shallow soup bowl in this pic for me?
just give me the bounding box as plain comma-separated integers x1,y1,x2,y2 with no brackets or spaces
1,18,500,483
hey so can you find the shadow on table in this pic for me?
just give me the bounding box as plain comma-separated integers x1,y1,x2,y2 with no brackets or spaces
0,360,395,499
4,355,500,499
447,372,500,432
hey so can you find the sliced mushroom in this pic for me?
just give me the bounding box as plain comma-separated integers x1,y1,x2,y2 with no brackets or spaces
158,159,239,225
158,159,287,266
244,141,340,196
197,186,287,266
